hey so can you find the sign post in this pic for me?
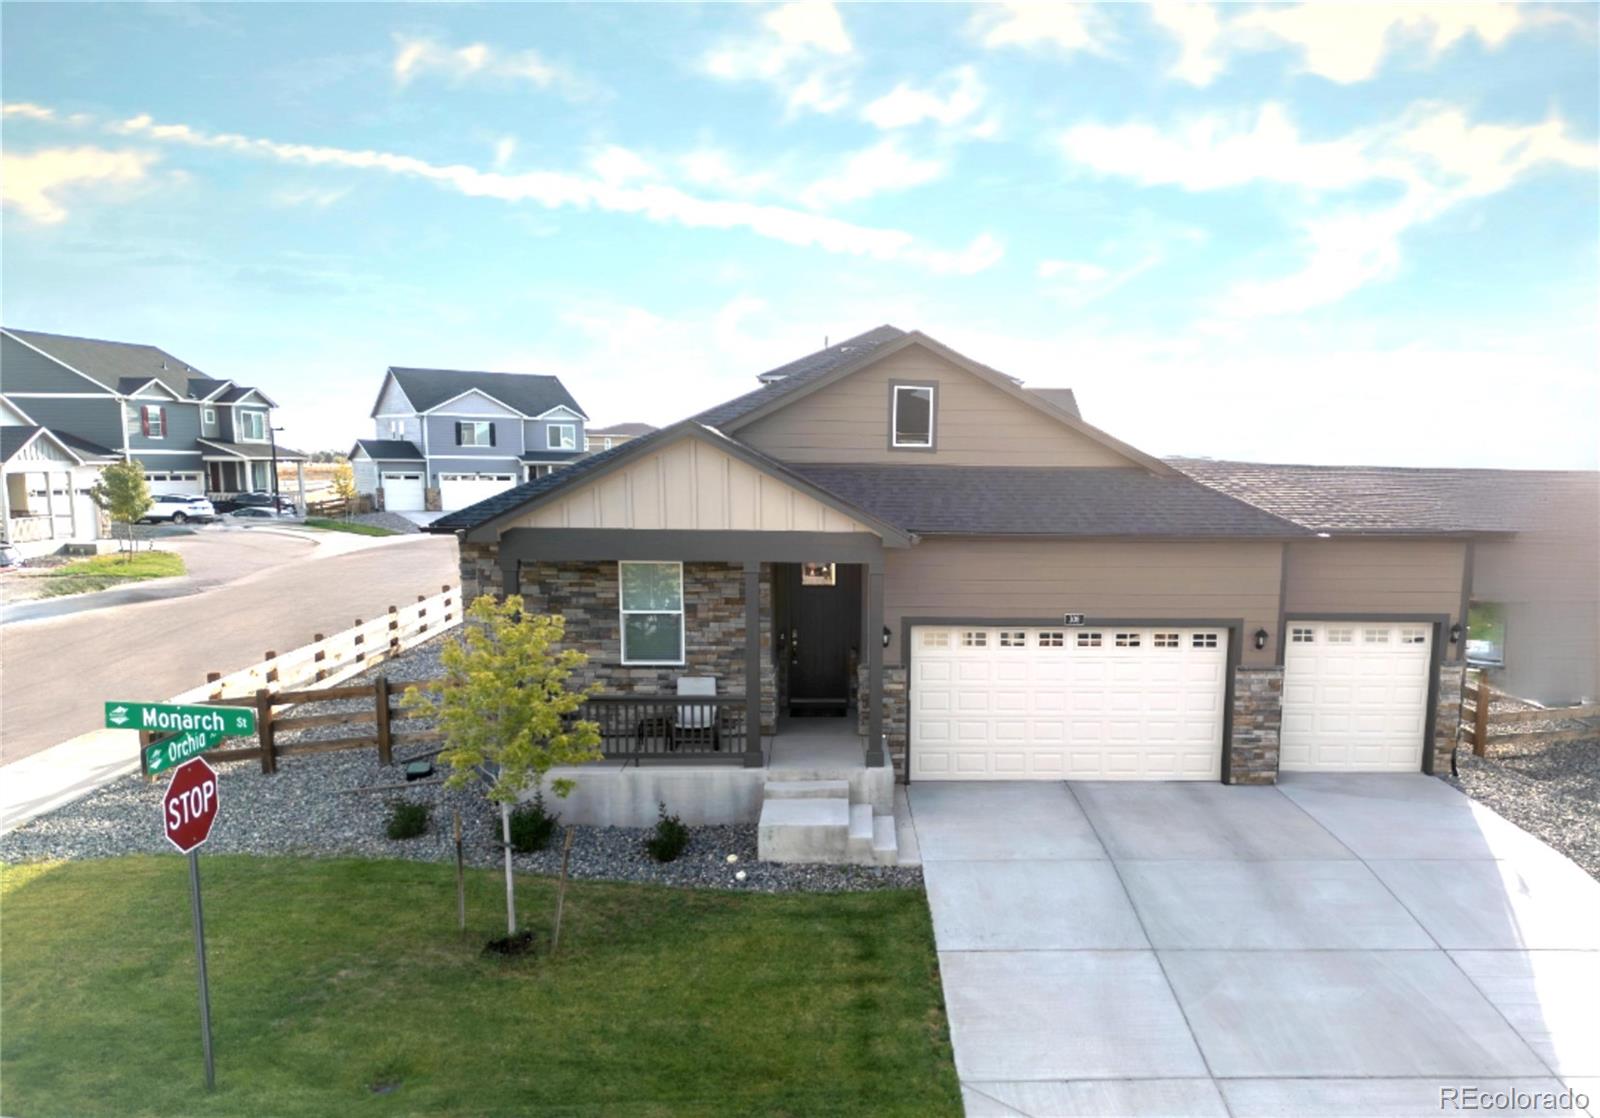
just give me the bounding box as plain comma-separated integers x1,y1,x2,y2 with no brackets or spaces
162,757,221,1091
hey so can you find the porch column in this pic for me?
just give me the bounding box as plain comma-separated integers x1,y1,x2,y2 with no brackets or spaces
43,471,57,540
743,560,763,767
865,559,884,768
65,470,78,538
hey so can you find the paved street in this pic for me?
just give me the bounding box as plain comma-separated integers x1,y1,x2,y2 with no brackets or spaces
0,533,457,764
910,776,1599,1118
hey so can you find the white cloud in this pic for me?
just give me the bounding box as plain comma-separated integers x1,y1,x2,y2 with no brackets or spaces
270,184,351,209
970,3,1110,54
84,108,997,275
2,102,57,122
492,136,517,170
862,66,985,130
391,35,591,99
800,138,947,209
677,148,778,197
701,1,856,115
1148,2,1227,86
1,145,156,224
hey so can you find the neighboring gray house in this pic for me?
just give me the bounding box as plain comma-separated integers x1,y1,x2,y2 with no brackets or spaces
352,366,589,512
2,328,306,553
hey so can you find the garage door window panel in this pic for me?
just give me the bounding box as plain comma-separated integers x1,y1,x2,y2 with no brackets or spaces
619,561,684,665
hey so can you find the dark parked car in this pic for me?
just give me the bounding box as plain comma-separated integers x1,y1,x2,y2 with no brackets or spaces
214,491,297,515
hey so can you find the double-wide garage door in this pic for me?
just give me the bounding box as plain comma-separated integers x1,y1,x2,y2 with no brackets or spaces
1281,620,1433,772
910,625,1228,781
438,472,516,511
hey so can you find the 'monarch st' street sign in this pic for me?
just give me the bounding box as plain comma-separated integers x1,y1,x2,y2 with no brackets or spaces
105,701,255,737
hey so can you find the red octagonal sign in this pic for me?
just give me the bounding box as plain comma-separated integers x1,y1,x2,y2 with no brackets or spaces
163,757,220,854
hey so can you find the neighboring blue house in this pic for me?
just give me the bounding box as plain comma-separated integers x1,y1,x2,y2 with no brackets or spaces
1,327,305,552
351,366,589,512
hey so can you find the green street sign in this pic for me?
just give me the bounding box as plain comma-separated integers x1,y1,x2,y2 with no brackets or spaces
105,701,256,737
145,728,225,775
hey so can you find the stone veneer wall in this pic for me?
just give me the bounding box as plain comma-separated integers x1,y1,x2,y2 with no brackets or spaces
857,663,909,781
513,560,777,734
1229,667,1283,784
459,541,499,600
1433,662,1467,773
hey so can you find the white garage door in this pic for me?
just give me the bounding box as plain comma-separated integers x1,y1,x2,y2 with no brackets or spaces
380,472,426,512
145,471,203,496
910,625,1229,781
1282,621,1433,772
438,472,516,511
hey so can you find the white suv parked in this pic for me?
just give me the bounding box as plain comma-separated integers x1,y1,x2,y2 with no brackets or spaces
140,494,216,524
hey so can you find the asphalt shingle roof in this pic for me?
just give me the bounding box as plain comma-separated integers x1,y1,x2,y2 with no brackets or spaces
198,439,307,460
587,422,657,437
6,328,206,398
54,432,118,460
1027,388,1080,419
694,325,907,430
388,367,585,418
352,439,424,461
1169,459,1599,534
789,464,1307,538
1,426,45,463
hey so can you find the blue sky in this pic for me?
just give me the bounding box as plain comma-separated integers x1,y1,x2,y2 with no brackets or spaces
3,2,1596,467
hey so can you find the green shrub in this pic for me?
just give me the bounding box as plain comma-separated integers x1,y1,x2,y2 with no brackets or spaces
386,801,430,841
645,802,689,863
508,794,560,853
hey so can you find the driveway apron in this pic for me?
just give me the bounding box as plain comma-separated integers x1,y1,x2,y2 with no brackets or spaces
909,775,1599,1118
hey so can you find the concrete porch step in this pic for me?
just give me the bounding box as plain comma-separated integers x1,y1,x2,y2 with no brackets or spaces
763,779,851,800
845,803,900,866
758,797,850,863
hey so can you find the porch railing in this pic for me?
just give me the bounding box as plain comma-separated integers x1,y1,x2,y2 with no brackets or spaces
583,694,750,762
6,515,53,543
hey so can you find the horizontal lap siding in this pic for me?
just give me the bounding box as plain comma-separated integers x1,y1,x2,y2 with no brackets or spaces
737,347,1135,467
1283,539,1467,642
885,539,1284,667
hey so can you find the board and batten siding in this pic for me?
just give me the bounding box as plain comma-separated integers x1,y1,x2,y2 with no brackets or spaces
884,538,1285,667
735,345,1134,467
1282,539,1467,647
505,436,874,534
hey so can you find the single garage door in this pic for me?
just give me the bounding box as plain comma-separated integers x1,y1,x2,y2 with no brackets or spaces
1281,620,1433,772
144,471,203,496
438,472,516,511
910,625,1229,781
380,472,426,511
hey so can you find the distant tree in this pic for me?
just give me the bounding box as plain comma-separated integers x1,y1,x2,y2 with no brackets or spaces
331,461,357,515
404,597,602,937
90,459,153,562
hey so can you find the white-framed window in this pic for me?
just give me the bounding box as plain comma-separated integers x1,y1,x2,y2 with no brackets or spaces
891,383,935,448
387,419,405,439
1076,631,1103,648
1291,627,1315,644
548,423,577,450
142,405,165,439
1363,628,1391,644
202,406,217,428
999,630,1026,648
1327,627,1354,644
1192,632,1219,649
1401,628,1428,645
961,630,988,648
240,410,267,440
619,561,684,665
921,630,949,649
457,421,493,447
1115,632,1141,648
1037,631,1065,647
1154,632,1180,648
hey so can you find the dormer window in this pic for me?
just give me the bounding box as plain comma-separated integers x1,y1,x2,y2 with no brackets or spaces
891,382,935,449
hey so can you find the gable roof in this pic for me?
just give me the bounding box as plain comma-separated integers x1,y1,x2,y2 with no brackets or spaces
351,439,424,461
428,420,913,545
697,327,1173,475
1171,459,1598,535
2,426,85,466
5,327,203,398
587,422,657,437
54,431,119,461
791,464,1307,538
382,367,587,419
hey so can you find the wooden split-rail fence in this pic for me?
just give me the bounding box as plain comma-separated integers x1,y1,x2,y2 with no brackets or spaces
1459,668,1600,757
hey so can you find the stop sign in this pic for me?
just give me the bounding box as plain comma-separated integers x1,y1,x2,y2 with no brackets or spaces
163,757,220,854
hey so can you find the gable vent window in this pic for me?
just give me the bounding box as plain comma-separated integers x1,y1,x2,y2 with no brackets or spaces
1037,631,1065,647
387,419,404,439
921,630,950,649
1076,632,1103,648
1401,628,1428,645
1364,629,1391,644
1291,627,1315,644
1192,632,1219,649
1115,632,1141,648
1154,632,1180,648
1327,627,1354,643
891,383,935,449
456,421,495,448
961,630,988,648
999,630,1026,648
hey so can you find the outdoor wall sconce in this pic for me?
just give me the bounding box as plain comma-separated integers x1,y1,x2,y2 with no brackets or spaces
882,625,892,649
1449,623,1463,644
1254,628,1269,651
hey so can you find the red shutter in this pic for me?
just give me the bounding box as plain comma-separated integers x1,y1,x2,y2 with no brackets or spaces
140,406,150,436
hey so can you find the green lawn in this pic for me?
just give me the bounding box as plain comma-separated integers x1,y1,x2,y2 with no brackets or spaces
38,549,185,597
1,857,959,1118
302,517,399,536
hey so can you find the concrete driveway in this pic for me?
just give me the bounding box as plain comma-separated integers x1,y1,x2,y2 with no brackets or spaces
909,775,1600,1118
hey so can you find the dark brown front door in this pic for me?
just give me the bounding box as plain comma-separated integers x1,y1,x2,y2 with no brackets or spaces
783,563,861,715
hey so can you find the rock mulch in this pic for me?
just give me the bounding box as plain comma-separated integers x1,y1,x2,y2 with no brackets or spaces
0,634,922,894
1441,695,1600,879
347,512,420,534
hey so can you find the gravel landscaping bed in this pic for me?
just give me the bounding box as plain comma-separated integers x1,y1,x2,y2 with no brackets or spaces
348,511,420,534
0,635,922,893
1441,695,1600,879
